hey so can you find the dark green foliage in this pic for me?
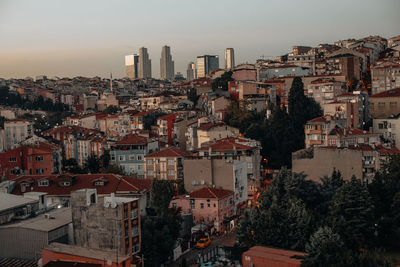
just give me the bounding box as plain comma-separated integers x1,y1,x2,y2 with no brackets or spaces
103,105,121,114
102,163,126,175
187,88,199,106
63,158,84,174
100,149,111,169
329,177,375,250
84,154,100,174
151,179,176,217
212,71,233,91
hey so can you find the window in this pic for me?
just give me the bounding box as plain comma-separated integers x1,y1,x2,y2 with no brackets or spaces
168,170,175,175
61,181,70,186
35,156,43,161
119,155,125,161
137,165,142,170
35,168,44,174
378,102,385,107
147,159,153,165
38,179,49,187
172,202,177,208
224,200,227,208
213,203,216,207
167,159,174,165
137,155,143,160
200,203,204,209
190,199,195,210
111,155,115,161
207,203,210,207
129,155,135,160
9,157,17,162
390,102,397,107
147,170,154,176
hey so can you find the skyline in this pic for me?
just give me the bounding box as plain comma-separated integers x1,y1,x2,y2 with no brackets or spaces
0,0,399,79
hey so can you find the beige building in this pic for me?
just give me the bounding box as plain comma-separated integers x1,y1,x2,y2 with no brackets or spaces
196,122,240,150
4,120,33,151
306,78,346,105
371,61,400,95
292,145,400,184
183,157,248,206
125,54,139,79
373,115,400,146
304,116,339,148
197,55,219,78
186,62,197,81
369,87,400,118
224,48,235,70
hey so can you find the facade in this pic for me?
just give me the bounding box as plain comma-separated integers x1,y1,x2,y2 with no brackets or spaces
160,45,174,80
125,54,139,79
156,113,177,145
71,189,141,259
144,147,191,180
0,207,72,260
196,122,240,150
197,55,219,78
186,62,197,81
0,193,39,225
306,78,346,105
369,87,400,118
4,120,33,151
373,115,400,146
170,187,234,231
371,61,400,94
258,65,310,80
292,144,400,184
224,48,235,70
183,157,248,207
304,116,339,148
138,47,152,79
110,134,159,177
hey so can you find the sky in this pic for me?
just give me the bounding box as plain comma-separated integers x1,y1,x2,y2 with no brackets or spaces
0,0,399,79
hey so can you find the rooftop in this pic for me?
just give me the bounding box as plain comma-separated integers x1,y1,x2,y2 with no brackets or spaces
189,187,233,199
0,193,38,212
371,87,400,98
146,146,192,158
243,246,305,265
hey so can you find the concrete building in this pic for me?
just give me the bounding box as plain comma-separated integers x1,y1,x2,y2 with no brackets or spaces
369,87,400,118
258,65,311,80
160,45,174,80
373,115,400,146
304,116,340,148
371,61,400,95
71,189,141,259
224,48,235,70
306,78,346,105
196,122,240,150
292,144,400,184
186,62,197,81
183,157,247,207
197,55,219,78
138,47,152,79
170,187,234,232
144,147,191,180
0,192,39,225
0,207,72,260
125,54,139,79
4,120,33,151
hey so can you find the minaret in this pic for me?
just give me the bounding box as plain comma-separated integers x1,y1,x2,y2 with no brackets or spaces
110,72,113,92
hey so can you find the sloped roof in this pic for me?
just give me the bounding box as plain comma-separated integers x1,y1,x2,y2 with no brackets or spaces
370,88,400,98
189,187,233,199
145,147,191,158
199,137,253,151
115,134,149,145
197,122,225,131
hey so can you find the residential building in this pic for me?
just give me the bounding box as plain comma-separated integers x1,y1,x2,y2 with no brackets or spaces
304,116,340,148
96,91,119,111
287,54,316,75
173,113,198,150
9,174,152,215
170,187,234,231
0,207,72,260
183,157,247,207
156,113,177,145
125,54,139,79
197,55,219,78
144,147,191,180
42,243,131,267
306,78,346,105
110,134,159,177
242,246,305,267
160,45,174,80
292,144,400,184
138,47,152,79
258,65,311,80
195,122,240,150
327,128,380,147
0,141,61,179
71,189,141,259
4,120,33,151
323,101,361,129
335,91,370,128
371,61,400,94
373,114,400,146
186,62,197,81
224,48,235,70
369,87,400,118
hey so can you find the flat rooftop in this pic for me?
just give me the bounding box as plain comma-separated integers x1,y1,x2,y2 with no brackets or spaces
0,207,71,232
0,193,38,212
44,242,130,263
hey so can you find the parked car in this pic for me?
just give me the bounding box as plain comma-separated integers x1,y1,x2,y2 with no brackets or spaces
196,237,211,249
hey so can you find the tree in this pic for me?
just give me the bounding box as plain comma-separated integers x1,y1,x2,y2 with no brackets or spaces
329,177,375,250
104,105,121,114
212,71,233,91
317,170,345,219
151,179,175,217
102,163,126,175
100,149,111,169
347,76,359,91
84,154,100,174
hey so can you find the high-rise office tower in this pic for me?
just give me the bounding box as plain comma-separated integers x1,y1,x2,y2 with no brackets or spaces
196,55,219,78
138,47,152,79
160,46,175,80
224,48,235,69
186,62,197,81
125,54,139,79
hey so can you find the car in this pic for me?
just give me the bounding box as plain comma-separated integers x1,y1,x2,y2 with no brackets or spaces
196,237,211,249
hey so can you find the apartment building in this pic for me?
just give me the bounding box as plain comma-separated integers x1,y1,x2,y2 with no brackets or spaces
369,87,400,118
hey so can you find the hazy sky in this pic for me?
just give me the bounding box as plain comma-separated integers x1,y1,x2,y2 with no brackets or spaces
0,0,399,79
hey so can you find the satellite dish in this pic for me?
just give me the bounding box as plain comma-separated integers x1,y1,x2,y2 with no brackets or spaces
107,259,112,266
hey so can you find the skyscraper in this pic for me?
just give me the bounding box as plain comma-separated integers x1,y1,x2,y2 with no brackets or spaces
224,48,235,69
160,45,175,80
138,47,152,79
186,62,197,81
196,55,219,78
125,54,139,79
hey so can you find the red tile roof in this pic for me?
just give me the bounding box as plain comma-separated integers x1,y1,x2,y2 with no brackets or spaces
10,174,152,196
371,88,400,98
328,128,368,136
199,137,253,151
197,122,225,131
145,147,191,158
308,116,327,123
115,134,149,145
189,187,233,199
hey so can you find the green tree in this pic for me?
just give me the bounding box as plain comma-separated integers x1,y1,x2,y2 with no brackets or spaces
104,105,121,114
212,71,233,91
102,163,126,175
151,179,175,217
84,154,100,174
329,177,375,250
100,149,111,169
